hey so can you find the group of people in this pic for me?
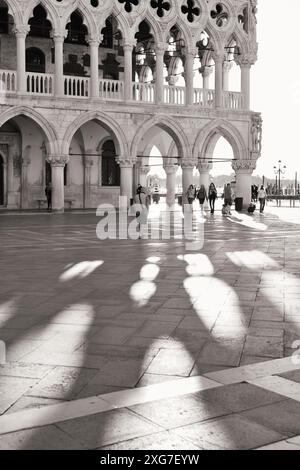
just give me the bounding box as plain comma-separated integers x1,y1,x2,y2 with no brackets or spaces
186,183,218,214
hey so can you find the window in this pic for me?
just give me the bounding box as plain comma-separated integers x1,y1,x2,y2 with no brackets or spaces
26,47,46,73
101,140,120,186
0,7,9,34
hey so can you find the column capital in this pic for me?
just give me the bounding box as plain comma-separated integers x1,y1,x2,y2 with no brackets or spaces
212,51,225,63
197,162,212,172
123,41,136,51
155,43,165,54
164,165,177,175
84,157,94,167
13,24,30,38
50,29,68,42
117,157,137,168
181,160,196,169
232,159,257,174
87,35,103,47
47,155,69,167
237,53,256,68
201,65,213,78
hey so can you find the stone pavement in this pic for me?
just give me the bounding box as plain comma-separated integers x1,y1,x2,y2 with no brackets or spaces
0,204,300,449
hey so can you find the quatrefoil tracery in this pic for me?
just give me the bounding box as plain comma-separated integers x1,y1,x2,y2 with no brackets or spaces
150,0,171,18
210,3,229,28
118,0,139,14
181,0,200,23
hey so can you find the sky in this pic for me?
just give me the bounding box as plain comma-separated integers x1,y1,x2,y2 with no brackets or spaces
252,0,300,180
152,1,300,180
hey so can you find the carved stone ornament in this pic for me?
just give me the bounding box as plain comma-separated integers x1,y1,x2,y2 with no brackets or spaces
47,155,69,167
232,159,257,173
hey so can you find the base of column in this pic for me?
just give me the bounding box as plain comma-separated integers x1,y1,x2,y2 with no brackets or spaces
51,208,65,214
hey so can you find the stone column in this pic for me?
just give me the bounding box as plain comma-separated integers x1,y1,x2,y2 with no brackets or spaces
51,30,67,97
213,53,224,108
88,36,101,98
47,156,69,212
14,25,29,93
240,61,251,110
164,165,177,208
197,162,212,191
232,160,257,208
223,60,233,92
21,157,30,209
155,44,165,104
138,165,150,187
182,161,195,205
124,43,134,101
185,51,195,106
118,158,135,206
7,145,15,208
202,66,213,90
84,157,93,209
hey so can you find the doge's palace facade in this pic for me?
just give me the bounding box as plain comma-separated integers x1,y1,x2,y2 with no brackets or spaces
0,0,262,211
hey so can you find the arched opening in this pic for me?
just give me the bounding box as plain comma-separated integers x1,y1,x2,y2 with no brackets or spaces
63,10,88,85
224,37,241,92
28,4,52,39
101,140,120,186
164,25,186,104
133,20,155,99
0,1,16,77
135,123,185,207
195,31,214,90
0,154,4,205
67,119,122,208
98,15,123,87
0,114,52,209
26,47,45,73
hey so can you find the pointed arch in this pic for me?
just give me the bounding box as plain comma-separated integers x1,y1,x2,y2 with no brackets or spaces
24,1,57,31
193,119,247,161
62,111,128,157
2,0,19,24
0,106,59,155
131,116,190,160
132,16,163,45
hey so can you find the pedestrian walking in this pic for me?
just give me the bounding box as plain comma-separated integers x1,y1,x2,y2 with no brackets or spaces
258,185,266,213
197,184,207,211
45,182,52,211
134,186,149,239
208,182,218,214
186,185,196,208
224,183,233,207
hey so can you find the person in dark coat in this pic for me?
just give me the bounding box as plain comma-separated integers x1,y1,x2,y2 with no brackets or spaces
45,182,52,211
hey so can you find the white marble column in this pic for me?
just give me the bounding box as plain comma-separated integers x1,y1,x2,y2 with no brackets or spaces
202,66,213,90
223,60,233,92
14,25,29,93
155,44,165,104
185,51,195,106
138,165,150,187
88,36,101,98
84,157,93,209
240,61,251,110
21,157,30,209
124,43,133,101
164,165,177,208
182,161,195,205
118,159,134,206
51,30,67,97
232,160,257,207
197,162,212,191
48,156,68,212
213,53,224,108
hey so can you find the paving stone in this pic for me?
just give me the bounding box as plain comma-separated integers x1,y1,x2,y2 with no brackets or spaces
56,409,161,449
0,376,38,414
135,321,178,339
243,336,283,358
197,382,285,413
28,366,98,400
196,340,244,367
146,349,196,377
6,396,64,414
242,399,300,437
0,425,87,450
129,393,230,429
99,430,201,450
174,414,285,450
89,326,137,345
0,363,54,379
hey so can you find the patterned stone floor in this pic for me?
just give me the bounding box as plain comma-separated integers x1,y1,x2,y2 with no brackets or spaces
0,203,300,449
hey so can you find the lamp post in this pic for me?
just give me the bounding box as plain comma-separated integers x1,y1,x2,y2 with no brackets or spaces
274,160,286,196
274,160,286,206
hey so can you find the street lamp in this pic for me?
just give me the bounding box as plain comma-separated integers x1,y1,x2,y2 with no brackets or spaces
274,160,286,196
